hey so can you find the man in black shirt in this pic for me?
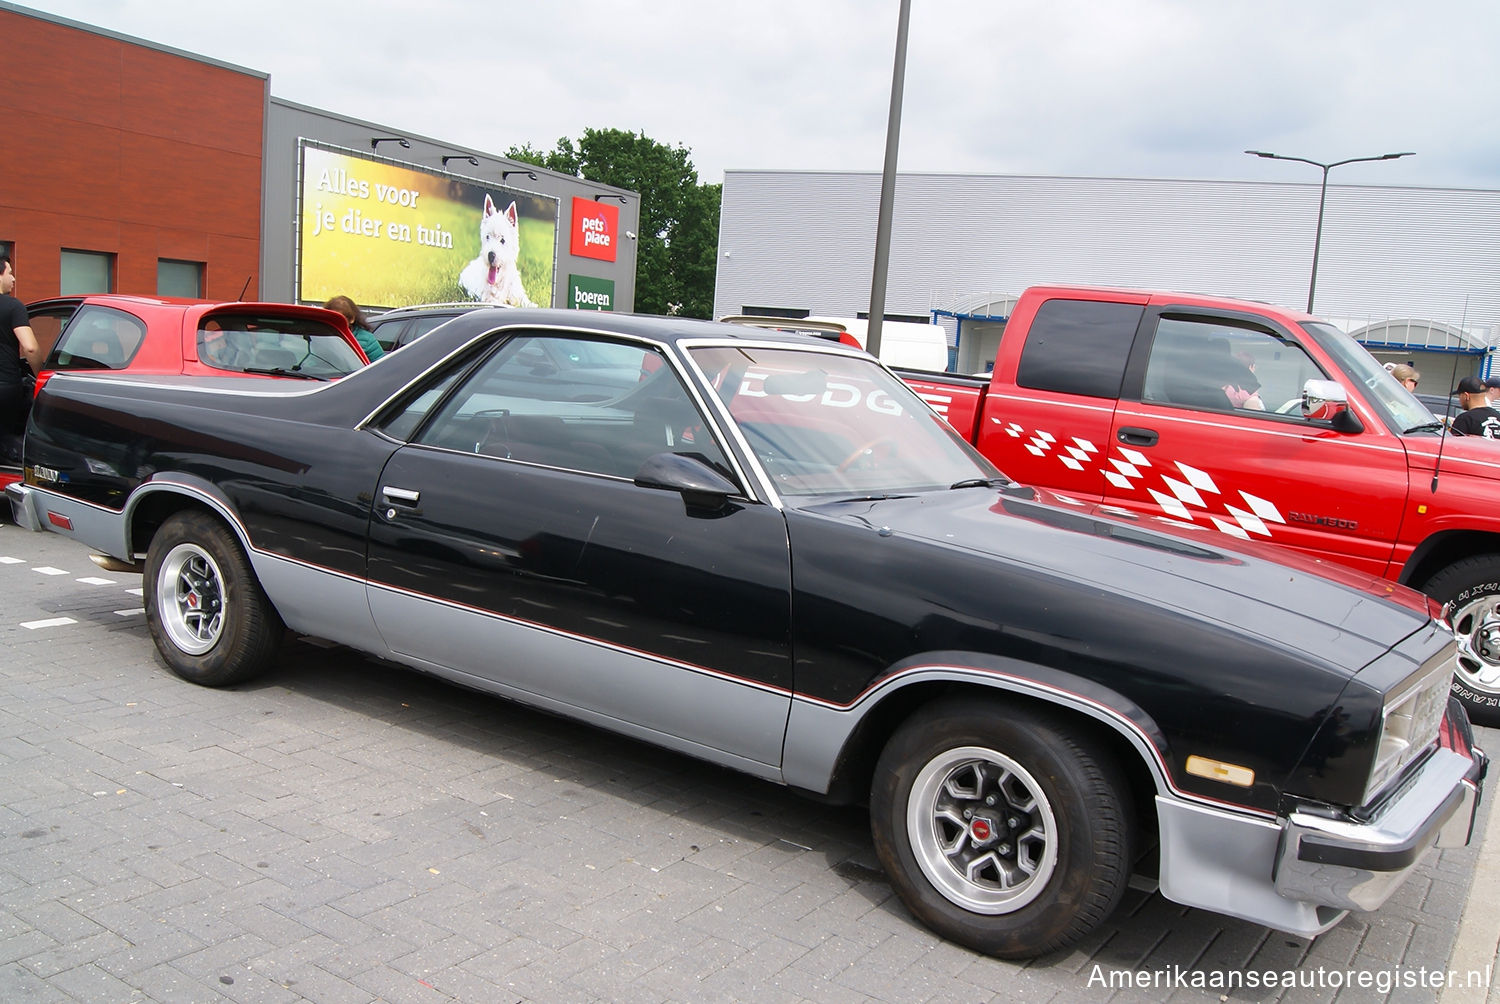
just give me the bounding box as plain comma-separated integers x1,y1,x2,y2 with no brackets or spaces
1,254,42,440
1450,375,1500,439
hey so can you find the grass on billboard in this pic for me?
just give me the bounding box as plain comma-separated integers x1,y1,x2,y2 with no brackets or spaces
305,198,554,309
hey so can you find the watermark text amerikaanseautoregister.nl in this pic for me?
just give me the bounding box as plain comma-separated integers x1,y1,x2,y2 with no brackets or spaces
1088,963,1493,994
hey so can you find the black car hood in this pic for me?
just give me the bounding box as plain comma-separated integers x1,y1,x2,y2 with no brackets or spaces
804,487,1429,676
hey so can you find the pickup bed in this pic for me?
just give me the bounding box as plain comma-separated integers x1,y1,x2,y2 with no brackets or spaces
903,285,1500,724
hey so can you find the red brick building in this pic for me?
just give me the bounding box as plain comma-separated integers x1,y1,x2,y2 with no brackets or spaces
3,4,268,300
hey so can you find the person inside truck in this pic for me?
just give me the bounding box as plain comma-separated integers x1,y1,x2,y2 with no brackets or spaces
1391,363,1421,392
1223,350,1265,411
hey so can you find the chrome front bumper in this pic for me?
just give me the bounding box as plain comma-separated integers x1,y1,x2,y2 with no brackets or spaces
1274,746,1483,913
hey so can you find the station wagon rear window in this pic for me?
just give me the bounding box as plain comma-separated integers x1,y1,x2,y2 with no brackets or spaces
197,312,365,379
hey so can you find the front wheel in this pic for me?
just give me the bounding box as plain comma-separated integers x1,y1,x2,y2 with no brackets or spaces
1422,555,1500,727
870,699,1134,958
143,511,282,687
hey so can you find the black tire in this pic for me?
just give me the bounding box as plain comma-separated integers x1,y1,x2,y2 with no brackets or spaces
1421,555,1500,727
870,699,1134,958
143,511,282,687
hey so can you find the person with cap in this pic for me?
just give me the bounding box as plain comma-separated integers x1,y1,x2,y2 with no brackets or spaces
1450,375,1500,438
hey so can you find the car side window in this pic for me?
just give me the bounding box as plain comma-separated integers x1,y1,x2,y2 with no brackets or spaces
410,334,730,480
51,305,146,370
1141,317,1326,417
1015,299,1142,399
27,305,79,363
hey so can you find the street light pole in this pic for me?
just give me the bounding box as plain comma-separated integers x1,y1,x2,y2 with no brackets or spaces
1244,149,1414,313
866,0,911,359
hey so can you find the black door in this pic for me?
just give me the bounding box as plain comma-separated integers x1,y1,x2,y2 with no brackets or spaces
365,332,795,772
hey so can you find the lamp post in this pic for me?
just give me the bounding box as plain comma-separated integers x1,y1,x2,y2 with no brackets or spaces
1244,149,1413,313
866,0,911,358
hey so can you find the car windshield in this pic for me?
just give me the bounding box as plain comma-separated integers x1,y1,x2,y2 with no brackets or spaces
1302,322,1438,432
197,312,366,378
689,344,1002,501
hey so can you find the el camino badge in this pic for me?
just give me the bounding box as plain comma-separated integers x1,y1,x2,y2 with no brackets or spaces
30,465,62,483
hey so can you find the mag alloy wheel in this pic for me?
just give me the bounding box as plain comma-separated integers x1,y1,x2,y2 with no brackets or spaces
155,542,227,655
906,746,1060,914
870,700,1133,958
143,511,282,687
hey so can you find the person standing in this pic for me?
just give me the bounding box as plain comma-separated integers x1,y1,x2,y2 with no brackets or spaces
1,254,43,437
323,295,384,361
1450,376,1500,438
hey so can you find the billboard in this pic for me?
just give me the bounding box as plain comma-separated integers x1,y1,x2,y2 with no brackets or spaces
298,142,558,309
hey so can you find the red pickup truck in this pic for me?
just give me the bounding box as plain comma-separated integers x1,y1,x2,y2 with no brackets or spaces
903,285,1500,724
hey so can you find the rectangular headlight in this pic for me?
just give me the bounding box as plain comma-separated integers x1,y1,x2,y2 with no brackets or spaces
1365,654,1452,803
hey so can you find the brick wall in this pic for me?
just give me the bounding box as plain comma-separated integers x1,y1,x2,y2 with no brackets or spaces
3,8,267,300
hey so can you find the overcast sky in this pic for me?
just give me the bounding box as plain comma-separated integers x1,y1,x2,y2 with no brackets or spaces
18,0,1500,190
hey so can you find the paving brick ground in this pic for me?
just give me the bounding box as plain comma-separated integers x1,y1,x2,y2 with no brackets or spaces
1,521,1493,1002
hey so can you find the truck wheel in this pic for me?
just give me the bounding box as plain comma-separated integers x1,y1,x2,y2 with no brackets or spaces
143,511,282,687
1422,556,1500,727
870,699,1133,958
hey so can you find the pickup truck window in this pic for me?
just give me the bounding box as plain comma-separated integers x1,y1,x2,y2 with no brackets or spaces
1015,299,1141,399
411,333,730,480
1142,317,1325,416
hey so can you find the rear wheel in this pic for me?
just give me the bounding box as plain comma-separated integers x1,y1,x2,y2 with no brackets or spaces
870,699,1134,958
1422,555,1500,727
143,511,281,687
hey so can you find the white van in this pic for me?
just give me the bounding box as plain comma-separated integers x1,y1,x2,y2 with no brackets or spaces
808,316,948,372
718,315,949,372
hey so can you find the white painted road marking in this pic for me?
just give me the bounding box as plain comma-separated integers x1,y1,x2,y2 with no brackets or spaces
22,617,77,630
32,567,68,576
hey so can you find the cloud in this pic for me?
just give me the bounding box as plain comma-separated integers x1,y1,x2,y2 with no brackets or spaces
21,0,1500,188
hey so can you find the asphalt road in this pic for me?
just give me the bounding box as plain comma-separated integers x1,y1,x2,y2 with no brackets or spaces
1,520,1493,1003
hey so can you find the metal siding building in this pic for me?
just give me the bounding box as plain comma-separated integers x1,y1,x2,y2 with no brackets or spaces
714,170,1500,373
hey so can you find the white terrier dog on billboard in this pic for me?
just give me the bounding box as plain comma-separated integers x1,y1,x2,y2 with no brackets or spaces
459,195,537,307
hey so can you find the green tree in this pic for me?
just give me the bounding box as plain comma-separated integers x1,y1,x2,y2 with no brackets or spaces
507,129,720,318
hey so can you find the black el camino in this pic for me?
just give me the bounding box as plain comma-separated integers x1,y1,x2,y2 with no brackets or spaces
7,308,1486,958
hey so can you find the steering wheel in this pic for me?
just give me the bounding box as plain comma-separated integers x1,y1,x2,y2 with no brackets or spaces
837,437,898,473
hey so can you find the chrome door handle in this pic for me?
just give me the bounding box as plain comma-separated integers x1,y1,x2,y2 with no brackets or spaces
381,486,421,506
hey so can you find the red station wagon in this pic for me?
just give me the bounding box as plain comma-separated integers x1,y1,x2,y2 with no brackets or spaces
2,295,369,496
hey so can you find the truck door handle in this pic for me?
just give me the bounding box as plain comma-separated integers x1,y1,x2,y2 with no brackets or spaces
381,486,421,506
1117,427,1159,447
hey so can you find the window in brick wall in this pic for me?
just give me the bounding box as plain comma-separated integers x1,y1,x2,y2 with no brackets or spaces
60,249,115,294
158,259,204,298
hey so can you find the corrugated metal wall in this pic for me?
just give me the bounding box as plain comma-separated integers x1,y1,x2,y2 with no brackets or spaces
714,171,1500,337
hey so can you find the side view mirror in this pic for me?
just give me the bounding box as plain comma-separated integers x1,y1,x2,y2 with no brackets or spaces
1301,379,1364,433
634,452,741,511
